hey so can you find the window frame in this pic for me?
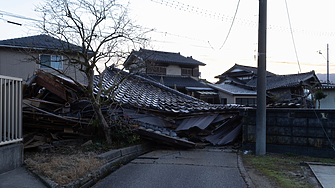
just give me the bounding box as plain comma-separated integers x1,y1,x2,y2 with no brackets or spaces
146,66,166,75
181,68,193,76
39,54,63,70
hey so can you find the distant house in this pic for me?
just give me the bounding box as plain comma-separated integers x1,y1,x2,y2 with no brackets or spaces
124,49,219,103
318,85,335,109
212,64,321,106
215,63,276,85
0,34,88,84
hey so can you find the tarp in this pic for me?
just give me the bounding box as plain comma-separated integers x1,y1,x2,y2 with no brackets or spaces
175,114,218,131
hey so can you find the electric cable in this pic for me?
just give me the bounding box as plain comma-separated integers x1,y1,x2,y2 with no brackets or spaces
284,0,301,73
219,0,240,50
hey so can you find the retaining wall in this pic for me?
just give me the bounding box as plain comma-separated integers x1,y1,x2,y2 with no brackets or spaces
0,143,23,174
242,108,335,158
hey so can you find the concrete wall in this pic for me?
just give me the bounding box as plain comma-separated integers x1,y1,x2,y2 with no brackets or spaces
0,144,23,174
242,108,335,158
0,49,87,84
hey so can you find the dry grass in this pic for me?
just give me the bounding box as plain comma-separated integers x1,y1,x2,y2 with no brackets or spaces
242,153,335,188
25,151,105,185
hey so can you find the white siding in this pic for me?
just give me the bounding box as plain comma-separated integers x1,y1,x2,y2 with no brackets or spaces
319,89,335,109
0,49,87,84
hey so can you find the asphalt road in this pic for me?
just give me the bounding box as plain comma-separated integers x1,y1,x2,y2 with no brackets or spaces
93,149,247,188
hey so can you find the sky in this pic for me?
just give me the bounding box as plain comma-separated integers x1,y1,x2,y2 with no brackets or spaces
1,0,335,82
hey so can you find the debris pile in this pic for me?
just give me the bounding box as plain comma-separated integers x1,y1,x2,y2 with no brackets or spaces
22,68,243,149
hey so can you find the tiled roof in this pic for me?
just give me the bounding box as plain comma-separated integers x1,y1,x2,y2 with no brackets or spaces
215,64,276,78
94,68,235,113
246,71,318,90
0,34,83,52
146,75,210,89
125,48,206,66
209,83,256,95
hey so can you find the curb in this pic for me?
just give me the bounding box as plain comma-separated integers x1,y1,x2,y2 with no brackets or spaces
237,151,255,188
27,144,150,188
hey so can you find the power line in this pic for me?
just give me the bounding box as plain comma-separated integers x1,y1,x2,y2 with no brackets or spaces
219,0,240,50
149,0,335,37
285,0,301,73
0,10,41,22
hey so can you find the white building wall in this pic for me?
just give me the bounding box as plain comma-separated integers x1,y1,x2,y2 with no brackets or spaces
218,92,234,104
166,65,181,75
0,49,87,84
319,89,335,109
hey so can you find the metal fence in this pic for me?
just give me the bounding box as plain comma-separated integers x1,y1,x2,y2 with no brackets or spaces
0,75,23,146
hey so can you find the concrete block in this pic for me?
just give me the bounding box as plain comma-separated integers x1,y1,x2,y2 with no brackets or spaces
0,143,23,174
136,145,143,153
267,136,291,145
96,150,121,161
247,125,256,134
308,128,328,138
292,137,308,146
277,136,292,145
292,118,307,127
266,117,276,126
292,127,307,137
276,117,292,126
308,138,324,148
267,126,291,136
120,145,137,156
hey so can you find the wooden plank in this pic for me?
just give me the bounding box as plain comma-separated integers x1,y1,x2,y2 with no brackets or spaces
24,141,45,149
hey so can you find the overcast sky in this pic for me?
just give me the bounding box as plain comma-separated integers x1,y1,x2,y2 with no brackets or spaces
1,0,334,82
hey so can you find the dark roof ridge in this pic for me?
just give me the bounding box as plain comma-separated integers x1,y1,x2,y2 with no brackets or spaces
0,34,86,52
139,48,181,55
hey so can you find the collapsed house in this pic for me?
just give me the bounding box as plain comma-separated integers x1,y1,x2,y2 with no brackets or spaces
22,68,243,149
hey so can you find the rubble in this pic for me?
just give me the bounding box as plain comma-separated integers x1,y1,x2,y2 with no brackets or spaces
22,68,243,149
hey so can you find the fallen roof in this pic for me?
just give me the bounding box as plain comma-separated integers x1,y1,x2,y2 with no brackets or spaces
175,114,218,131
94,68,236,114
125,48,206,66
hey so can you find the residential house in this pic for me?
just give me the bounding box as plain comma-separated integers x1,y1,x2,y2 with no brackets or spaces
124,48,219,103
318,84,335,109
212,64,321,106
0,34,88,84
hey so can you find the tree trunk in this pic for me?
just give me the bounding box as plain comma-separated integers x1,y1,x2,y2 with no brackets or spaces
93,103,112,144
87,69,112,144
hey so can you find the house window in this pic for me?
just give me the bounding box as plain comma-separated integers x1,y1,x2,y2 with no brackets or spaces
40,55,63,70
221,98,227,104
146,66,166,75
181,68,193,76
236,98,256,106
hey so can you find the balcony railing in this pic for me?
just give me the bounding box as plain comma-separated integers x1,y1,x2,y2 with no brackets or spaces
0,75,23,146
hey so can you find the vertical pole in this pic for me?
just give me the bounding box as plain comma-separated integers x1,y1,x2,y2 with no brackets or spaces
327,43,329,86
256,0,267,155
0,78,2,142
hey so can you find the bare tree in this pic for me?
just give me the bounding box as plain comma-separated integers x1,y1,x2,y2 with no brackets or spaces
34,0,150,144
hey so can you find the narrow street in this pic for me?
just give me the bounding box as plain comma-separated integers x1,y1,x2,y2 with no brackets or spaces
93,149,247,188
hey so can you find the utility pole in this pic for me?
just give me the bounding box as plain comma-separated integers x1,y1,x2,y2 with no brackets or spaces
327,43,329,86
256,0,267,155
